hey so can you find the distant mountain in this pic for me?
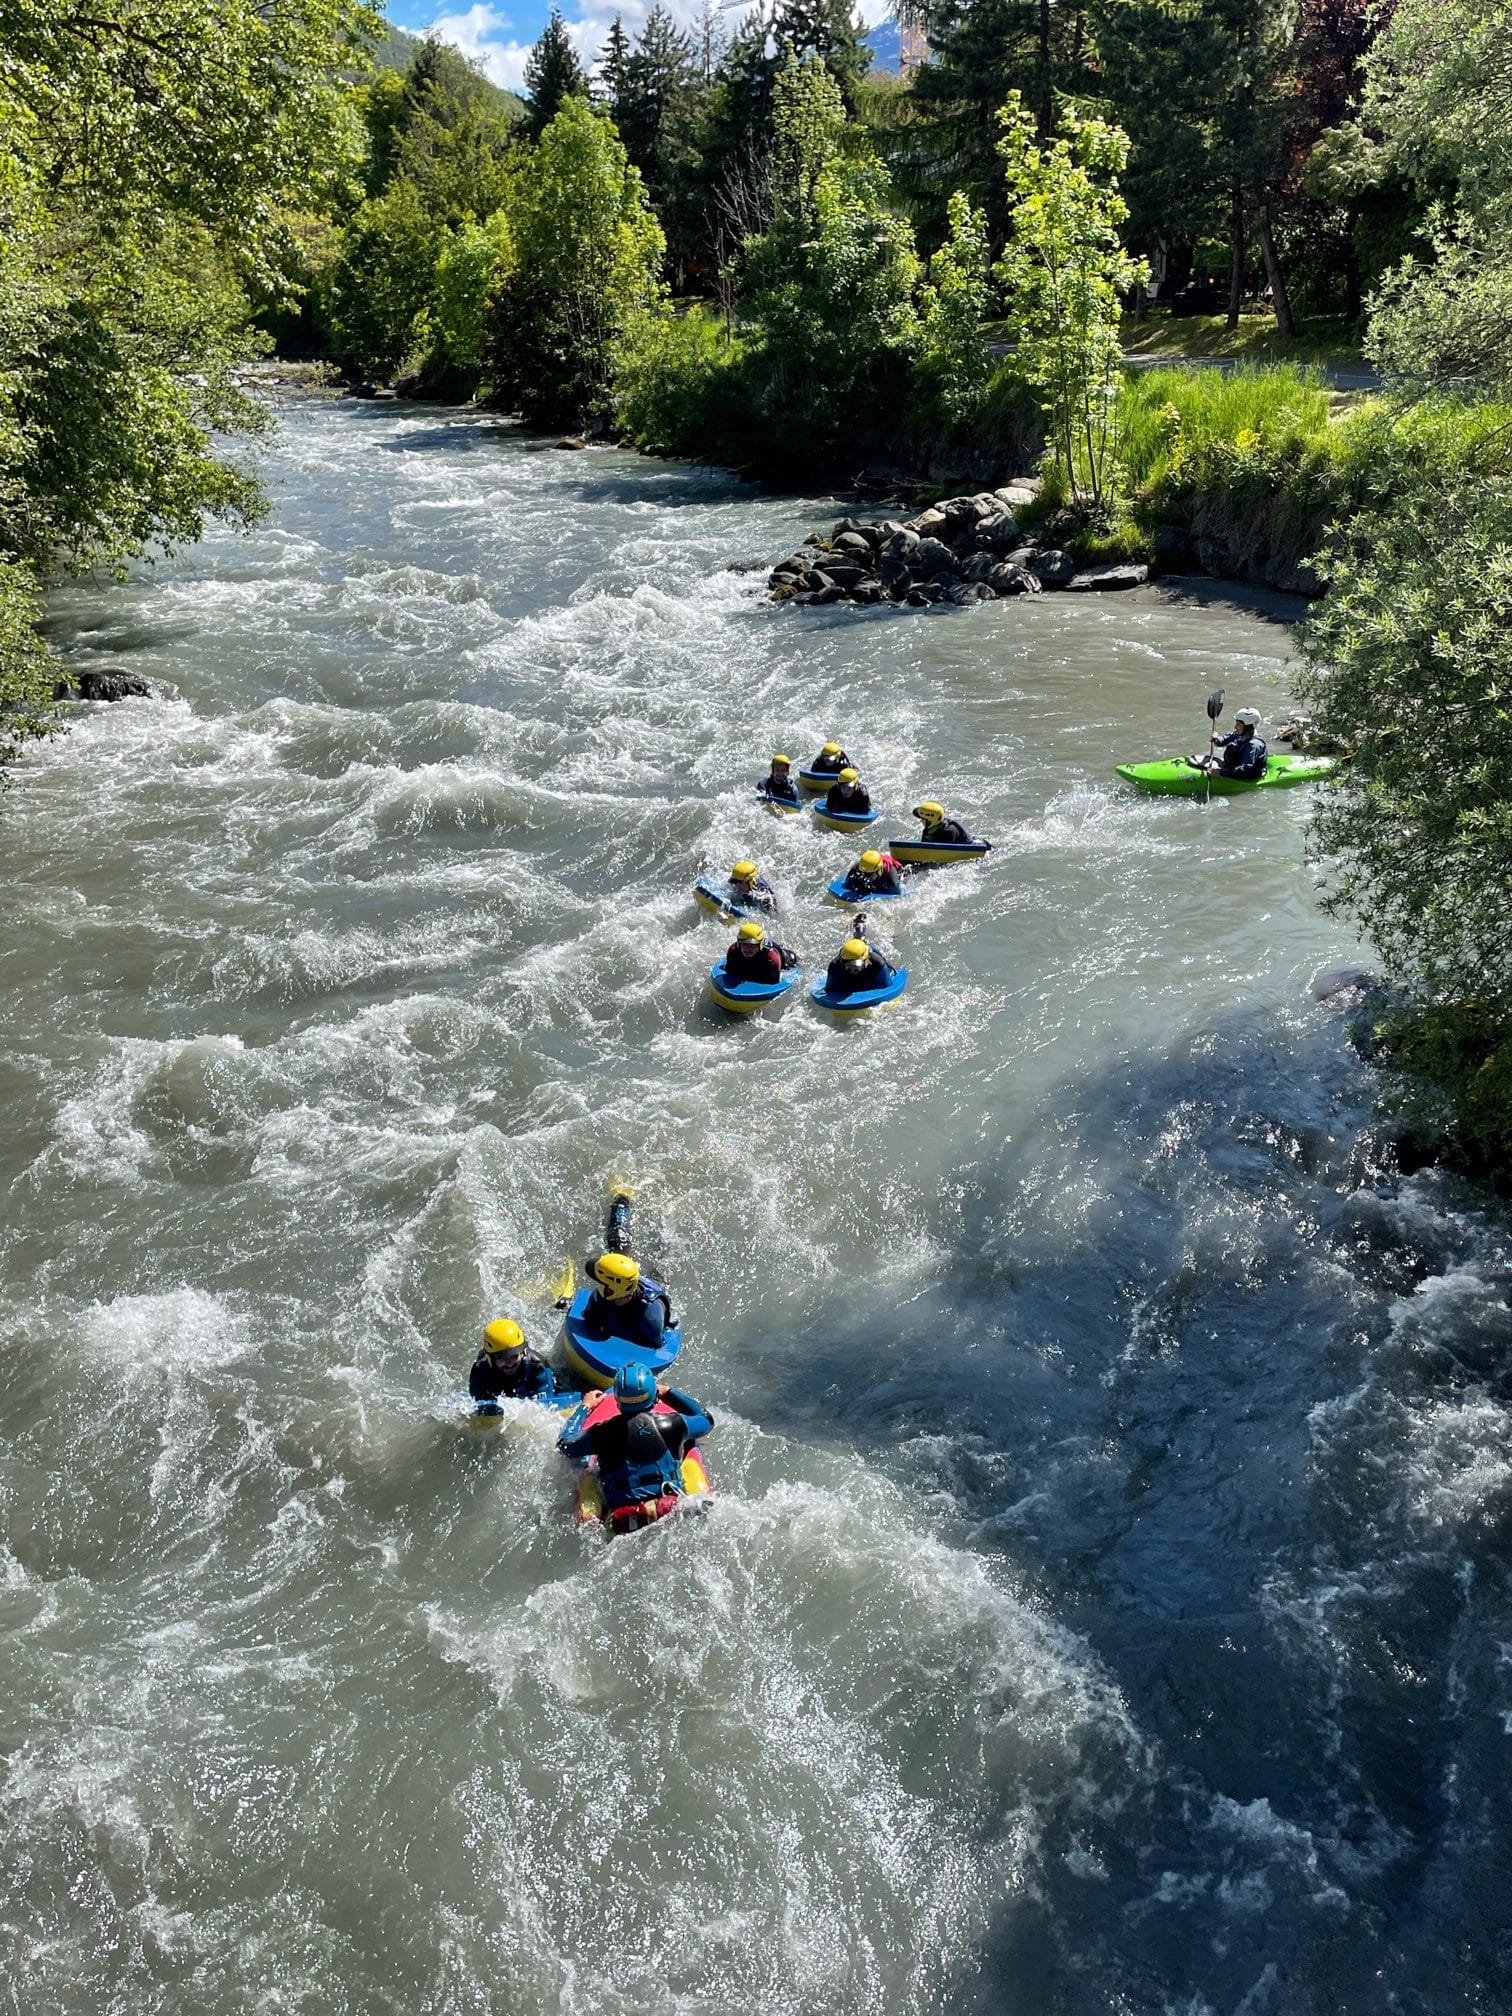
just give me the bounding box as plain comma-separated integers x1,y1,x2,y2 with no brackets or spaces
865,19,902,72
364,19,525,118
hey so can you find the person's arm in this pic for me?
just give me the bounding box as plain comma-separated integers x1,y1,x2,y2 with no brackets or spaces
659,1386,713,1437
526,1358,555,1399
467,1356,494,1402
557,1416,605,1460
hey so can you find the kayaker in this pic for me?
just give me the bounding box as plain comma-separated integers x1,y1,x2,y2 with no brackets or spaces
1207,707,1268,780
469,1318,555,1403
727,858,778,913
557,1363,713,1528
912,800,976,844
824,768,872,815
724,919,785,982
810,739,851,776
582,1252,675,1351
824,935,893,997
758,754,801,805
842,848,907,897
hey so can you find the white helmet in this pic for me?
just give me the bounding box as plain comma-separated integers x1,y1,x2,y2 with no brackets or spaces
1235,707,1262,726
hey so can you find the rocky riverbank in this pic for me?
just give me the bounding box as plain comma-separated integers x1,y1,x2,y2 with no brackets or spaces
769,484,1149,609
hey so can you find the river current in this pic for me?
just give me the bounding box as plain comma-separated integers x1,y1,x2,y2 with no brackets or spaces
2,396,1509,2015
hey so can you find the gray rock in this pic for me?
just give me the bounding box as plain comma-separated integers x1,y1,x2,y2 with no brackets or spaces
1064,562,1150,592
913,536,959,578
1002,545,1039,570
878,556,912,591
962,551,999,583
906,583,946,604
1267,557,1327,597
822,563,871,588
973,511,1021,551
881,527,919,559
808,584,845,605
834,516,869,536
1030,549,1076,588
847,580,884,604
55,668,152,702
556,436,586,450
801,570,835,593
1153,526,1193,571
994,482,1039,509
986,563,1031,595
908,508,948,537
833,531,873,557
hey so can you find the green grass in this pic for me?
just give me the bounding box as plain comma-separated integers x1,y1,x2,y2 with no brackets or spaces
1120,313,1364,369
1118,363,1341,495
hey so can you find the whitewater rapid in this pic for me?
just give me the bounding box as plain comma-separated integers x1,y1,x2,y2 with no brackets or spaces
1,396,1508,2015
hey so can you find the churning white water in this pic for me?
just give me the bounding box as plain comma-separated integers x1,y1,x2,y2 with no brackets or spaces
1,396,1508,2015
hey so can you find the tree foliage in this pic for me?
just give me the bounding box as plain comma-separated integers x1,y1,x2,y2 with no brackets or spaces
524,9,589,143
489,97,665,427
996,93,1148,512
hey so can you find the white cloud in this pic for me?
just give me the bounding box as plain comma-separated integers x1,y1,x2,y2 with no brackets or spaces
425,4,532,90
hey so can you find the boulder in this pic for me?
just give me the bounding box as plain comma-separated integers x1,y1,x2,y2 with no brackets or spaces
946,581,992,604
972,511,1021,551
833,531,874,557
822,563,871,588
1153,526,1193,572
913,536,959,578
556,436,586,450
1002,545,1039,571
994,481,1039,509
881,527,920,559
847,580,884,604
1268,557,1327,597
55,668,152,702
962,551,999,584
906,583,946,604
907,507,949,536
808,584,845,605
1064,562,1150,592
1030,549,1076,588
878,556,912,591
986,563,1032,596
800,569,834,593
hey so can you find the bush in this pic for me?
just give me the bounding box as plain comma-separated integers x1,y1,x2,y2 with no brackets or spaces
613,311,747,459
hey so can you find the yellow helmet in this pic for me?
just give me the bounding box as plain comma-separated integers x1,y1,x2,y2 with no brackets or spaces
731,860,758,883
483,1318,525,1354
838,767,859,784
821,741,842,757
772,753,791,766
914,800,944,822
591,1252,640,1299
842,937,869,961
858,849,882,871
737,920,766,943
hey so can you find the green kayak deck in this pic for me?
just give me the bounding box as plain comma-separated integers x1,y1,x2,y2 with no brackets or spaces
1115,753,1336,796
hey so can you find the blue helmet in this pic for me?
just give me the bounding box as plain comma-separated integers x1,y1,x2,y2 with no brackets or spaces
612,1362,658,1413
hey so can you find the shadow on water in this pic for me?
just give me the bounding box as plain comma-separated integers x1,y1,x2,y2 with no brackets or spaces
742,1005,1512,2014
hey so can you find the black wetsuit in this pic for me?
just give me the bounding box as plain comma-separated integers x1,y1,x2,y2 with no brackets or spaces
920,816,974,844
825,781,872,815
557,1390,714,1508
1214,729,1268,780
824,952,891,996
469,1349,555,1403
725,940,783,983
811,750,851,774
760,770,801,803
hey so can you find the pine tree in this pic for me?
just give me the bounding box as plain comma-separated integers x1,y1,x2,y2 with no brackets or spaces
771,0,869,110
597,15,632,120
523,10,588,143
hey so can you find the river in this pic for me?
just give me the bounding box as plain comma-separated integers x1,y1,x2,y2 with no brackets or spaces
2,395,1509,2015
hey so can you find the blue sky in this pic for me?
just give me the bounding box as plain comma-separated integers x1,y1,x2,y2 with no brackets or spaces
385,0,892,94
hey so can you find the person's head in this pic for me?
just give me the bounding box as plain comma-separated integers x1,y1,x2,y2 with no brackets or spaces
838,767,859,786
736,920,767,952
821,740,842,759
1234,707,1261,736
771,753,791,773
482,1317,526,1366
841,936,870,969
914,800,944,824
858,849,883,873
612,1361,658,1414
730,859,759,885
591,1252,640,1303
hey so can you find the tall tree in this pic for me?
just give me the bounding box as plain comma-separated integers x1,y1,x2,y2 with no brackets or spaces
597,16,633,117
523,9,589,143
771,0,870,110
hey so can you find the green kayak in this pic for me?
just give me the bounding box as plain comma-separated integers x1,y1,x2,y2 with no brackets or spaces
1115,753,1336,797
